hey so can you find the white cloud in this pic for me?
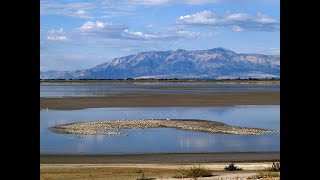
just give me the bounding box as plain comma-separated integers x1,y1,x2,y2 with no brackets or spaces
123,29,160,39
268,48,280,55
47,35,67,41
121,47,135,52
48,28,64,34
255,12,278,23
232,26,244,32
40,1,133,18
225,13,250,20
179,10,217,24
47,28,68,41
76,21,202,41
145,24,154,28
41,1,112,10
72,9,91,18
76,10,86,15
76,21,128,41
177,10,279,31
122,29,203,40
41,0,223,19
176,31,201,39
78,21,112,30
41,1,94,18
126,0,221,5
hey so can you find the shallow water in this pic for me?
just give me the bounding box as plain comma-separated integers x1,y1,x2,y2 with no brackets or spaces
40,82,280,98
40,106,279,154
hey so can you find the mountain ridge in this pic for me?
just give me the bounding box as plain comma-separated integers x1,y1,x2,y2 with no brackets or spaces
40,48,280,79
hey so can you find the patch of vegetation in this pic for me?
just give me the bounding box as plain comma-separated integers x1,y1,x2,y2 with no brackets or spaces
135,169,143,173
269,162,280,172
224,163,242,171
173,164,213,179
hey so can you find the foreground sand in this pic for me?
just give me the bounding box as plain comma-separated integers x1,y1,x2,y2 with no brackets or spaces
40,162,280,180
40,92,279,110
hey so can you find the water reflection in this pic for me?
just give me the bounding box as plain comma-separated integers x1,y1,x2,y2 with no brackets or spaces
40,106,279,154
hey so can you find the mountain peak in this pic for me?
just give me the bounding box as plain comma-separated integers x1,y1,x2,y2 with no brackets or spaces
172,48,185,52
208,47,236,53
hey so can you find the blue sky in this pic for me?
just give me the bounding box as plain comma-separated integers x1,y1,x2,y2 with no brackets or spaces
40,0,280,71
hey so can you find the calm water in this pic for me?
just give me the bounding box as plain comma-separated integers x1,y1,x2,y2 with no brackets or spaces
40,106,279,154
40,82,280,98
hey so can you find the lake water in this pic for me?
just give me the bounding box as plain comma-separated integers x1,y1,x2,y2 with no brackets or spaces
40,106,279,155
40,82,279,98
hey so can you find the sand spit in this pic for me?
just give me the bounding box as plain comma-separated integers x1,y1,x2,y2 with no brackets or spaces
51,119,279,136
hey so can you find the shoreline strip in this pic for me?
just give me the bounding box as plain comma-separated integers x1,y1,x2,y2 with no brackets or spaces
40,152,280,164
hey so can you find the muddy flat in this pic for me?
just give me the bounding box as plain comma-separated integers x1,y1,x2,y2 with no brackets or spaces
40,92,279,110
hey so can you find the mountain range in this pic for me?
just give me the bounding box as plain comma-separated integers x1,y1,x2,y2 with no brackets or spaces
40,48,280,79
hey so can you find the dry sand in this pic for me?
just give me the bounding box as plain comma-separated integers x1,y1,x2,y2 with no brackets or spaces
40,92,279,110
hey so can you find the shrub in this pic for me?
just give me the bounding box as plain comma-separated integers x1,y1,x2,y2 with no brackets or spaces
173,164,212,179
224,163,242,171
269,162,280,172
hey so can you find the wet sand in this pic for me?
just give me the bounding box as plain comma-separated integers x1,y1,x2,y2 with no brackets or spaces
40,152,279,164
40,92,279,110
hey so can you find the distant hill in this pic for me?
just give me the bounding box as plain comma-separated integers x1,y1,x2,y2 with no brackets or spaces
40,47,280,79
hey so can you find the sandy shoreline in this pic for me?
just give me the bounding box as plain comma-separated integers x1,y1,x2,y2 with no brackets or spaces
40,160,280,179
40,152,279,164
40,161,280,180
40,92,279,110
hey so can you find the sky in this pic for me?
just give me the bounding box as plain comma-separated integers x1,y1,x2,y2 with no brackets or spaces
40,0,280,71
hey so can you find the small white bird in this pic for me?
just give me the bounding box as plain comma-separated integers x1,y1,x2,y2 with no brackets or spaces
167,118,170,121
122,118,125,120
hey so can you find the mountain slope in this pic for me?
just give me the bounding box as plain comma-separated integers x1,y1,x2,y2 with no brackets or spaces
41,48,280,79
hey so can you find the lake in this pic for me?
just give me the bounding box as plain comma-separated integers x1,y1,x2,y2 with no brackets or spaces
40,106,279,155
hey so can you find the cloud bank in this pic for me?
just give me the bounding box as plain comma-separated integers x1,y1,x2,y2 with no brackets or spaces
177,10,279,31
